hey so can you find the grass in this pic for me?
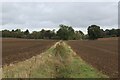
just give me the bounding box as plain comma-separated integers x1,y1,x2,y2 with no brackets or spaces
2,41,108,78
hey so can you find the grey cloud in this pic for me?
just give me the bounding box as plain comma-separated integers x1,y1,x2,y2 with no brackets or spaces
1,2,118,33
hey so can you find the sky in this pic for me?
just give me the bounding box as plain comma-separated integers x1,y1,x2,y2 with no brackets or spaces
0,0,119,34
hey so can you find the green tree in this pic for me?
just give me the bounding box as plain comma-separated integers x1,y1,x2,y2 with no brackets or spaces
57,24,84,40
57,24,76,40
24,29,29,35
0,31,1,37
117,29,120,37
74,30,84,40
14,29,24,38
100,29,106,38
2,30,11,37
30,31,41,39
51,29,56,39
68,27,75,40
40,29,45,39
44,30,52,39
104,29,119,37
23,29,30,38
88,25,101,40
109,29,117,37
57,24,69,40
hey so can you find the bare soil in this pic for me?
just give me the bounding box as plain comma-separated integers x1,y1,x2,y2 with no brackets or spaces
2,38,57,66
67,37,118,78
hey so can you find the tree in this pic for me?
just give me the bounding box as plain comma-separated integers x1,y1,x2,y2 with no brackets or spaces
44,30,52,39
100,29,106,38
23,29,30,38
88,25,101,40
57,24,76,40
57,24,85,40
109,29,117,37
51,29,56,39
57,24,69,40
30,31,41,39
14,29,24,38
74,30,84,40
117,29,120,37
24,29,29,35
0,31,1,37
2,30,11,37
104,29,119,37
40,29,45,39
68,27,75,40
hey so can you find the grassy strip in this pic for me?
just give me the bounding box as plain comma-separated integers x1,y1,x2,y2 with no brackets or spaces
2,41,108,78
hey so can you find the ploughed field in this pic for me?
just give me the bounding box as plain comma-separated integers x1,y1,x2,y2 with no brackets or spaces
67,38,118,78
2,38,57,66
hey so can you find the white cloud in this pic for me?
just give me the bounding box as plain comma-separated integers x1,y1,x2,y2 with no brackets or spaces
1,2,118,34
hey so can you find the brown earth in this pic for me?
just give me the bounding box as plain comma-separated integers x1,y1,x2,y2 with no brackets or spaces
2,38,57,66
67,37,118,78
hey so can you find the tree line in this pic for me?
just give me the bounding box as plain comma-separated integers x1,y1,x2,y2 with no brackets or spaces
1,24,120,40
87,25,120,40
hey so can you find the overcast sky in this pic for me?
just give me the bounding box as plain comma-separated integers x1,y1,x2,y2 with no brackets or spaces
0,1,118,34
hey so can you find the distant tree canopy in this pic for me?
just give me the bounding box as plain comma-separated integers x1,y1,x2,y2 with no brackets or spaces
1,24,120,40
88,25,101,40
1,24,84,40
57,24,84,40
87,25,120,40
